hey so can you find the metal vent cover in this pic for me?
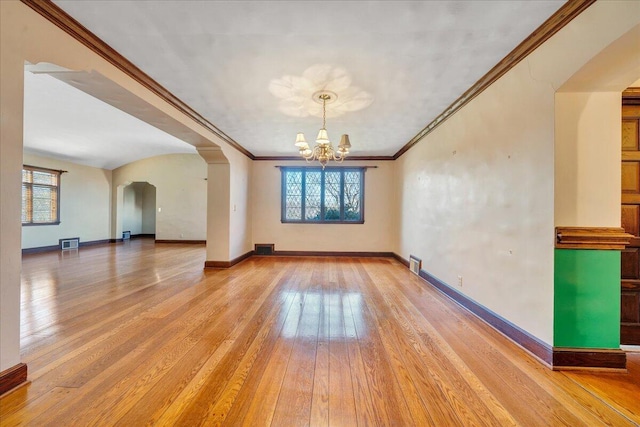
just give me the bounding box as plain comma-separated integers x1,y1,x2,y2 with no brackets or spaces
409,255,422,275
255,244,275,255
60,238,79,250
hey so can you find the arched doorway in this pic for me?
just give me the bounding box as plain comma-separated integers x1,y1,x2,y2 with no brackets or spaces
121,182,157,240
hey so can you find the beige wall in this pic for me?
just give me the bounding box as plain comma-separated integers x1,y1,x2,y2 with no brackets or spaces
555,92,622,227
395,2,640,346
122,183,142,235
113,154,207,241
21,153,112,249
141,184,157,234
252,160,395,252
1,1,27,370
227,148,253,259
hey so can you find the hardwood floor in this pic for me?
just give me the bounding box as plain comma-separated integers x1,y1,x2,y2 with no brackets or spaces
1,239,639,426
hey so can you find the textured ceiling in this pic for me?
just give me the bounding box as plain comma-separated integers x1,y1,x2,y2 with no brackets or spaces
42,0,564,160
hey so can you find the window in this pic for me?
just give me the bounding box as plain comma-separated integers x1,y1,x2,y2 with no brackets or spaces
281,167,364,223
22,165,61,225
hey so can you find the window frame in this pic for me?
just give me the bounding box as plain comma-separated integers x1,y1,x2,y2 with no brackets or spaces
22,165,62,226
280,166,365,224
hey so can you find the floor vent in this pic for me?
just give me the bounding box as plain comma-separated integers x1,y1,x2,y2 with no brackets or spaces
60,238,80,250
409,255,422,275
122,231,131,240
255,243,275,255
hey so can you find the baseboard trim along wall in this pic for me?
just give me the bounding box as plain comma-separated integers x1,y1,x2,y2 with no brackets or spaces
394,253,626,370
23,237,202,255
155,240,206,244
205,249,398,268
205,250,255,268
0,363,28,396
22,239,111,255
269,250,396,257
552,348,627,371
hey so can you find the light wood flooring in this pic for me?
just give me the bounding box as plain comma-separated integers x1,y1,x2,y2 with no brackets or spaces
1,239,639,426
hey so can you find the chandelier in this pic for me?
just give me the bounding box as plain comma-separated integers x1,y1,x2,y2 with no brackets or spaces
294,91,351,168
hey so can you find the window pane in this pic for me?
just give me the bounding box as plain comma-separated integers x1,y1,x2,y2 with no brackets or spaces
21,184,30,223
324,171,341,221
281,167,364,224
32,186,53,222
22,167,60,225
305,171,321,220
285,171,302,220
32,171,57,185
344,170,361,221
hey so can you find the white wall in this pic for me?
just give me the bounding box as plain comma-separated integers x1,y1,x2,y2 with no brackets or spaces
395,2,640,346
112,154,207,241
252,160,395,252
22,153,112,249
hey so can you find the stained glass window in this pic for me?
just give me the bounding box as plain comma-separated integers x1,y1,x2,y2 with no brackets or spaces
281,167,364,223
22,166,61,225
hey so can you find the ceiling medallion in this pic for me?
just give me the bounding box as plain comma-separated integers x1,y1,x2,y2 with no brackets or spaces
294,91,350,168
269,64,373,118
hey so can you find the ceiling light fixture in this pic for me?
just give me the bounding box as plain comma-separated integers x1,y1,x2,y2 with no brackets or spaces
294,91,350,168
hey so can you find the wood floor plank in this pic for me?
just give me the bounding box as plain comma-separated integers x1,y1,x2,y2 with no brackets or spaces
370,261,519,426
1,242,637,426
310,281,330,426
343,259,416,426
236,260,316,427
270,272,323,426
327,271,357,426
562,352,640,424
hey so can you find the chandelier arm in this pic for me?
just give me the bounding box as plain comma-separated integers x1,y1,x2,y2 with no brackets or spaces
295,92,351,166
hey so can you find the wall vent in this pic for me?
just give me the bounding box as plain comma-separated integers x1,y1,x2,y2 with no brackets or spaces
255,243,275,255
60,238,79,250
409,255,422,275
122,231,131,240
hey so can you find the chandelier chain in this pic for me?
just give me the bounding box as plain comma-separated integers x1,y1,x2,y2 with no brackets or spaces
322,96,326,129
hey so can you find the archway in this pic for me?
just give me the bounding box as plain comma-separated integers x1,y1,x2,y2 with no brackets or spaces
553,23,640,364
121,182,157,240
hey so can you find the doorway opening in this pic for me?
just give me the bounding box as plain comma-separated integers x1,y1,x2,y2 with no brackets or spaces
121,182,157,240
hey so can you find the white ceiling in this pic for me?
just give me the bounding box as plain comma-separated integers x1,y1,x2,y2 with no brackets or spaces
24,70,196,170
36,0,565,163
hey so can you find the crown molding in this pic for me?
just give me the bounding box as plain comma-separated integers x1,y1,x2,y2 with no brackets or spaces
253,155,394,162
392,0,597,160
20,0,254,160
